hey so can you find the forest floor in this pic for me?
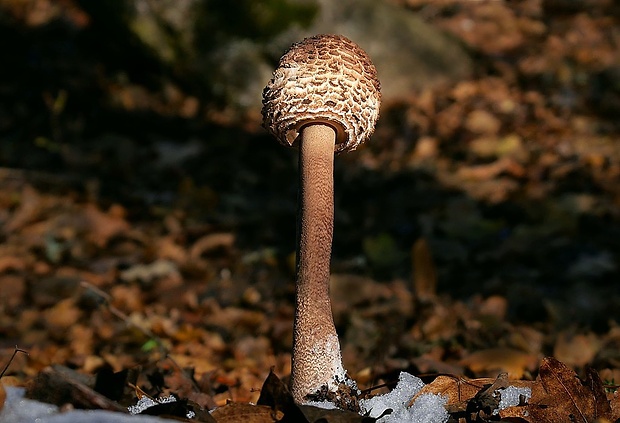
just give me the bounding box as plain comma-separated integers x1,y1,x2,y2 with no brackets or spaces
1,0,620,422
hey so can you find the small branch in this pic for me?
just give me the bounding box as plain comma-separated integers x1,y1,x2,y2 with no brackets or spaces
0,346,29,378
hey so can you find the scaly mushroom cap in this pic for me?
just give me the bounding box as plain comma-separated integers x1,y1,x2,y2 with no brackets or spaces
262,34,381,154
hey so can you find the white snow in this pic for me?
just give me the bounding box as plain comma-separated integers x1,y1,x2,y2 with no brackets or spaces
360,372,449,423
127,394,177,415
304,399,339,410
0,387,181,423
494,385,532,415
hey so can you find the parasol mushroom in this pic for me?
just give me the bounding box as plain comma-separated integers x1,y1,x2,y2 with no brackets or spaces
262,34,381,404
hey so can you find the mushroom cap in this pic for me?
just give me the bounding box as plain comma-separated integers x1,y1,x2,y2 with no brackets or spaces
262,34,381,154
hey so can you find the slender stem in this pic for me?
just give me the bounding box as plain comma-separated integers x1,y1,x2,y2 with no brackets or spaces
291,123,344,403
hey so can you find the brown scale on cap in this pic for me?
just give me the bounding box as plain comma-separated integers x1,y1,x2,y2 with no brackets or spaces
262,34,381,154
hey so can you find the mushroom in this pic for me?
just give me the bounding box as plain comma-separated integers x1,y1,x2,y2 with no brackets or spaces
262,34,381,404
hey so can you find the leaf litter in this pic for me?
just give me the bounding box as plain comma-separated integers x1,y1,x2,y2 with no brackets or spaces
1,0,620,422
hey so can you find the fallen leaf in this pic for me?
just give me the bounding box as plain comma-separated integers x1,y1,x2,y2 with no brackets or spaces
411,375,486,412
4,185,46,233
256,369,300,419
464,110,501,135
0,274,26,309
210,402,279,423
459,348,538,379
527,357,613,423
585,367,612,420
554,331,601,368
43,297,82,333
26,365,125,411
412,238,437,300
0,255,27,273
538,356,594,422
412,374,537,415
190,233,235,260
0,382,5,411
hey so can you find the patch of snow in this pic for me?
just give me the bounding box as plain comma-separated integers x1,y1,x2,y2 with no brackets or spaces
406,394,449,423
494,385,532,415
0,387,58,423
304,400,339,410
0,387,181,423
127,394,177,415
360,372,448,423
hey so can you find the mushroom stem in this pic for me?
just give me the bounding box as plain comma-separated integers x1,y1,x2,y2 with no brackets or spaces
292,123,344,403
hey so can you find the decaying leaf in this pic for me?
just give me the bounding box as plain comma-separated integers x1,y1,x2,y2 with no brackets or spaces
140,397,216,422
467,372,510,418
82,203,130,247
410,375,487,412
211,402,279,423
412,373,537,418
256,370,308,422
553,331,601,368
26,365,125,412
190,233,235,260
299,404,378,423
0,382,5,412
256,369,295,411
585,367,612,420
459,347,537,378
526,357,613,423
412,237,437,300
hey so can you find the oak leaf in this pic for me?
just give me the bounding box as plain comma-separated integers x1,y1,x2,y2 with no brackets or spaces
526,357,613,423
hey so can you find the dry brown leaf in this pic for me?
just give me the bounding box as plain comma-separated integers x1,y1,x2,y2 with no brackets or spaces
69,324,94,356
527,357,612,423
203,302,265,333
456,157,516,181
190,233,235,260
167,354,218,379
585,368,613,421
410,351,464,376
110,284,144,312
412,374,537,414
464,110,501,135
4,185,47,233
0,382,5,412
43,297,82,333
0,255,27,273
478,295,508,320
210,402,279,423
156,235,188,264
410,375,488,412
83,204,130,247
538,356,595,421
412,238,437,300
331,274,395,320
553,331,601,368
459,348,538,378
27,365,125,412
0,274,26,309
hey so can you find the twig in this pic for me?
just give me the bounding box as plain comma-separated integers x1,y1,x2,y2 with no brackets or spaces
0,346,29,378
